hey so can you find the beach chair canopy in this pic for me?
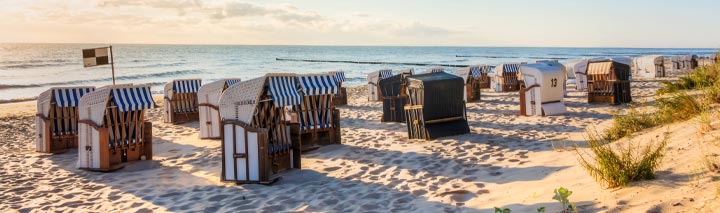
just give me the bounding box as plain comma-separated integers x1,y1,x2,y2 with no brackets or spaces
406,72,465,121
452,65,491,83
493,64,521,77
37,87,96,116
197,78,242,106
329,71,346,84
521,63,565,103
164,79,202,100
633,55,664,73
219,74,302,124
298,74,338,96
367,69,394,84
78,85,155,126
608,56,633,66
587,61,631,80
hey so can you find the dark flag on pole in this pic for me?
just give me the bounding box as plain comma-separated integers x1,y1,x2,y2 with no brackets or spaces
82,46,116,85
82,47,111,67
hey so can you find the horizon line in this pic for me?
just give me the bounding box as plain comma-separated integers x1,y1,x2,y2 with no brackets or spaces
2,41,719,50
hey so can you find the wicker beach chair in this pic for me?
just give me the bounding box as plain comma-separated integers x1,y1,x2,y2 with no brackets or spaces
633,55,666,78
218,74,302,184
164,79,202,124
404,72,469,140
519,63,567,116
491,64,521,92
294,73,341,152
329,71,348,106
197,78,242,139
35,86,96,153
367,69,394,102
587,61,632,105
379,69,414,123
76,85,155,171
452,65,490,102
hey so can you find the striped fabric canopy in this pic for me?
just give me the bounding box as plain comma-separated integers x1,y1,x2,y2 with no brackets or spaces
53,87,95,107
226,79,242,87
330,71,346,83
504,64,520,73
470,67,482,78
268,76,303,107
379,70,393,79
587,62,612,75
298,75,339,96
111,86,156,112
173,79,202,93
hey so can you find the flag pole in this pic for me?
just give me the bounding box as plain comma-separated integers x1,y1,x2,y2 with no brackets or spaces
110,45,116,85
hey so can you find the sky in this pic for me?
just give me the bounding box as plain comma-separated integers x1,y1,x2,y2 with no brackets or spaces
0,0,718,48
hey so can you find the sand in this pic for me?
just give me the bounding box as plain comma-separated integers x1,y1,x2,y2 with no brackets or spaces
1,80,719,212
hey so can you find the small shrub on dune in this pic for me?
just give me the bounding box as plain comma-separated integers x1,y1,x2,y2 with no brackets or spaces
602,107,657,141
655,92,704,123
577,131,669,188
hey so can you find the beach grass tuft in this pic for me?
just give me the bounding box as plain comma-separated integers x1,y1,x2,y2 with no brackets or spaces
577,130,669,188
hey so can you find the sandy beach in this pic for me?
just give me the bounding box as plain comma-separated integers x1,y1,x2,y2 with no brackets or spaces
1,81,719,212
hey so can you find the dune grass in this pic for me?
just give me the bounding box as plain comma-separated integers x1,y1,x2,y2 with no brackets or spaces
601,58,720,141
577,131,669,188
579,55,718,188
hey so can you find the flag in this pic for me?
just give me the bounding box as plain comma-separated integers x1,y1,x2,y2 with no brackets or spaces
82,47,111,67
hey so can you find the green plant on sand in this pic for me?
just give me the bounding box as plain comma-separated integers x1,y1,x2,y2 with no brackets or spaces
577,130,669,188
552,187,574,212
494,207,511,213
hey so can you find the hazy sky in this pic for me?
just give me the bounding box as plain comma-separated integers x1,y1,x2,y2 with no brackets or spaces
1,0,718,47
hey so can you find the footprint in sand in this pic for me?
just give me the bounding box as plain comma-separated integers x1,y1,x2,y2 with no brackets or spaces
438,190,477,203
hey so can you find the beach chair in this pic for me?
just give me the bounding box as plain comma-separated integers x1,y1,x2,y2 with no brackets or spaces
294,73,341,152
491,64,521,92
76,85,155,171
379,69,414,123
452,65,490,102
197,78,242,139
633,55,666,78
367,69,394,102
35,86,95,153
164,79,202,124
218,74,302,184
329,71,348,106
404,72,470,140
519,63,567,116
587,61,632,105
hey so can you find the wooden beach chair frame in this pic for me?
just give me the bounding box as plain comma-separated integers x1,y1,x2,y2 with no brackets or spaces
219,74,302,185
404,72,470,140
380,69,413,123
77,85,155,172
587,61,632,105
164,79,202,124
294,73,341,152
197,78,242,139
35,87,95,153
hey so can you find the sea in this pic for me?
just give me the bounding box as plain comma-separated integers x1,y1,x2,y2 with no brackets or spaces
0,43,717,102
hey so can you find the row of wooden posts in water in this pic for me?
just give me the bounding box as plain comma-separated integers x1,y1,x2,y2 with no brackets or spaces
32,54,717,184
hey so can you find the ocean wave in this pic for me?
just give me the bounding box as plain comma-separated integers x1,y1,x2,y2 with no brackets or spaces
0,62,78,69
0,69,204,90
129,62,186,69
